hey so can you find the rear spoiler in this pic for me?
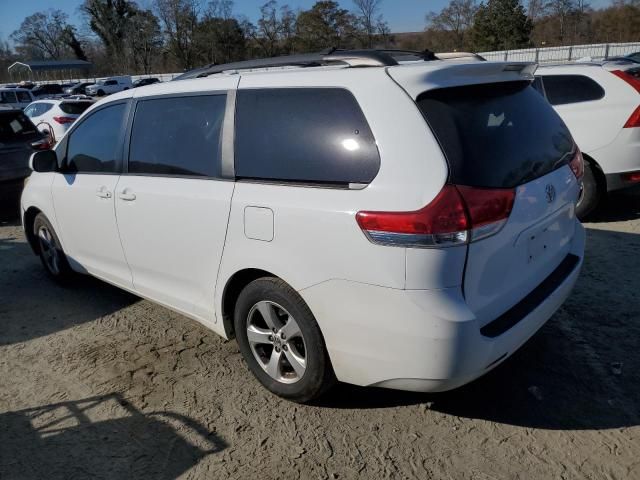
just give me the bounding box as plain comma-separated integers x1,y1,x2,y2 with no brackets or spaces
387,61,538,99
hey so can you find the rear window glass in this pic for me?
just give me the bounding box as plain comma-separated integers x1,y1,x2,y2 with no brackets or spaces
417,81,574,188
235,88,380,185
0,111,37,141
60,101,93,115
540,75,605,105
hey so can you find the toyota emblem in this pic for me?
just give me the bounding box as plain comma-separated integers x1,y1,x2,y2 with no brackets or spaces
545,184,556,204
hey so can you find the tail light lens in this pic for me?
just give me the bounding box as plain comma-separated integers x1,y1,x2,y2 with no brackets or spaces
356,185,515,248
30,138,51,150
623,105,640,128
569,148,584,179
53,116,75,124
611,69,640,93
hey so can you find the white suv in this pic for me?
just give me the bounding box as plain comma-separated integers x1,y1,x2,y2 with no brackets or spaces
535,62,640,217
22,51,585,402
23,98,94,143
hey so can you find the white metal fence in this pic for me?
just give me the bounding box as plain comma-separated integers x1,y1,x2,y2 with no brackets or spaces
479,42,640,63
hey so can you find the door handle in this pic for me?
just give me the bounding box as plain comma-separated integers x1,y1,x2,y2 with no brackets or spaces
118,189,136,201
96,186,112,199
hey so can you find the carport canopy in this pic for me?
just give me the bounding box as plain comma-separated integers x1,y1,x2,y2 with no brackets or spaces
8,60,92,73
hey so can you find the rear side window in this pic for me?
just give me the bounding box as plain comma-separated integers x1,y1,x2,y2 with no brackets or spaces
16,91,31,102
67,103,126,173
128,95,226,177
1,91,17,104
540,75,605,105
235,88,380,185
60,101,93,115
0,111,37,141
417,81,574,189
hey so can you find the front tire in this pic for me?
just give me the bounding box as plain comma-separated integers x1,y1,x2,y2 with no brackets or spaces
33,213,74,283
234,277,335,403
576,162,603,220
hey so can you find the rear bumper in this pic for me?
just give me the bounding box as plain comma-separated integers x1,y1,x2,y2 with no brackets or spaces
588,132,640,191
300,221,585,392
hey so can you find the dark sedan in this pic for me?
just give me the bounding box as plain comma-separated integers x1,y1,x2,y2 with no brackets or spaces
64,82,95,95
132,77,161,88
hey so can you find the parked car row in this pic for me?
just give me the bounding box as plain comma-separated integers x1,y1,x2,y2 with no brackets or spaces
0,76,162,105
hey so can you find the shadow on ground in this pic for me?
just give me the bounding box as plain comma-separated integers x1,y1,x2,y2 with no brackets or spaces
0,393,226,480
587,188,640,223
0,224,139,346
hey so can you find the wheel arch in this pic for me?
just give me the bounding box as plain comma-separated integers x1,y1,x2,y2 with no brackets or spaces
582,152,607,193
221,268,278,339
23,206,43,255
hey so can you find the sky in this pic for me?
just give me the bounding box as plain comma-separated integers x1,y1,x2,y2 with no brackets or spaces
0,0,614,42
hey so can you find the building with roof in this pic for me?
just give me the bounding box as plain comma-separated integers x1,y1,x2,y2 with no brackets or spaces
7,60,93,82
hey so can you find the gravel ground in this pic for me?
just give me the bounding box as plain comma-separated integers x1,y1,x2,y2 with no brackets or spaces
1,193,639,480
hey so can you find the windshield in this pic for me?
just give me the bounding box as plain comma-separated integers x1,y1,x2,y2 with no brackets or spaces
417,81,574,188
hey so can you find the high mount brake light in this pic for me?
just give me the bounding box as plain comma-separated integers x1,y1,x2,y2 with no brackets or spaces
356,185,515,248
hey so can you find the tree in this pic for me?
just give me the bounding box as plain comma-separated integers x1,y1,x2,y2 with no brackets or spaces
470,0,532,51
81,0,139,69
128,10,163,73
352,0,383,47
196,14,246,65
296,1,358,51
10,10,72,60
426,0,477,49
155,0,200,70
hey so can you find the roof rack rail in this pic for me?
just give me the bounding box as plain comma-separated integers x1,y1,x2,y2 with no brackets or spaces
174,49,440,81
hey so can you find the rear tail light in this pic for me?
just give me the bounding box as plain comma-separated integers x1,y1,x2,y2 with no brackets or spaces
356,185,515,248
612,70,640,93
569,148,584,180
623,105,640,128
622,171,640,183
30,138,51,150
53,116,75,124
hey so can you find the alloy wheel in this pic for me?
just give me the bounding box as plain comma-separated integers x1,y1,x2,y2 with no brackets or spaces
37,226,60,275
246,300,307,384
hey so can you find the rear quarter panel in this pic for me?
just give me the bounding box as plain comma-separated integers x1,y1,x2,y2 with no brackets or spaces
214,68,459,331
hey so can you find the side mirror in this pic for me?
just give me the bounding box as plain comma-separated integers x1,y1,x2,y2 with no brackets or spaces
29,150,58,173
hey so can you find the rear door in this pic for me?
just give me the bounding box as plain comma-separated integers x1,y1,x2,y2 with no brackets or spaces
414,80,581,326
114,88,236,322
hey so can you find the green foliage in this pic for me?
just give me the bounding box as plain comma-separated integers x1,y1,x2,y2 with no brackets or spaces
470,0,532,51
296,1,359,51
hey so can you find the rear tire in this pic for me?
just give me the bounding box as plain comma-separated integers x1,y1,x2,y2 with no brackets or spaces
234,277,336,403
576,162,602,220
33,213,74,283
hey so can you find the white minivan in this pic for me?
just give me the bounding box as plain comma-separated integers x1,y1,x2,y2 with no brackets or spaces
22,51,585,402
86,76,132,96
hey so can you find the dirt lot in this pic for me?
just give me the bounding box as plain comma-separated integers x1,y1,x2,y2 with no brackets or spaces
1,194,639,480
